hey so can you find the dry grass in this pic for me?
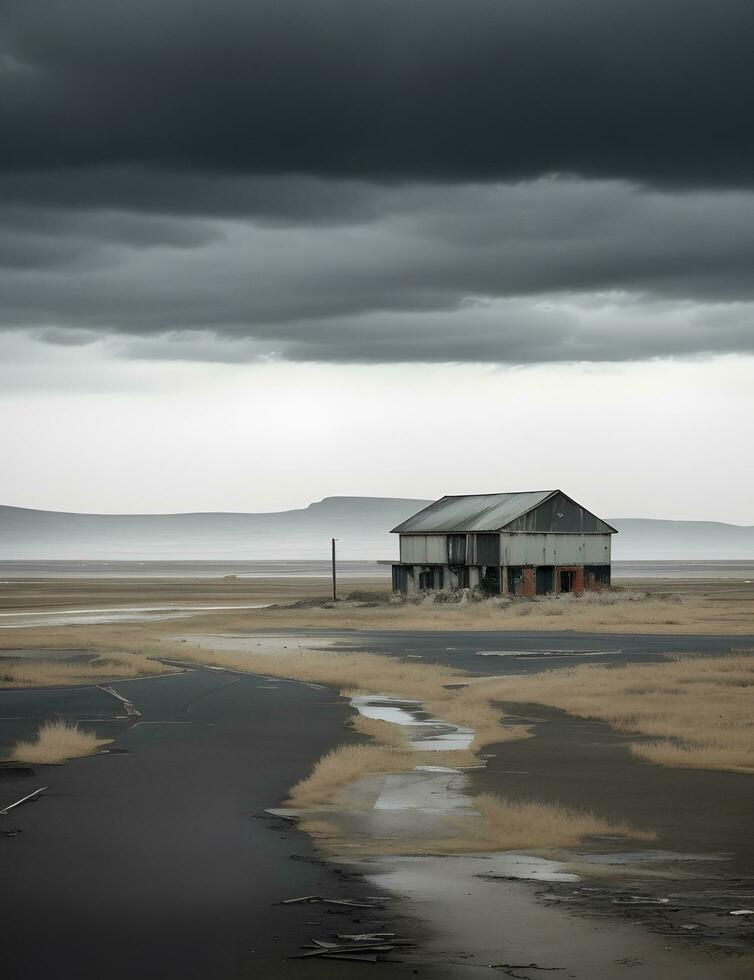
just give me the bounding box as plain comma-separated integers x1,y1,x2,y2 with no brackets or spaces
630,739,754,771
288,741,654,852
0,653,173,689
468,793,655,850
4,574,754,649
288,743,409,806
466,652,754,773
349,713,414,748
11,719,111,764
157,641,525,751
207,585,754,634
165,638,754,775
162,637,657,851
288,713,479,807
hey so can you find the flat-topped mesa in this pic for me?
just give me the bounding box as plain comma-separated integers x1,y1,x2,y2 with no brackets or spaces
390,489,617,597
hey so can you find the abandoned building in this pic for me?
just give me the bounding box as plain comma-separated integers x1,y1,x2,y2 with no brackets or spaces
391,490,617,597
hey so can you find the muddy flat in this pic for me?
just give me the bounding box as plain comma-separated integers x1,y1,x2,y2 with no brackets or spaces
2,574,753,979
337,627,754,671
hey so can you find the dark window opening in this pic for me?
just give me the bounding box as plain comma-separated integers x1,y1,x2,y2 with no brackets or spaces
480,565,500,595
448,534,467,564
559,570,576,593
475,533,500,565
507,566,524,594
584,565,610,588
392,565,409,592
536,566,554,595
418,566,445,591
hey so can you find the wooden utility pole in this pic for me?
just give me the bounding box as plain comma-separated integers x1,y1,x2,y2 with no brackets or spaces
331,537,337,601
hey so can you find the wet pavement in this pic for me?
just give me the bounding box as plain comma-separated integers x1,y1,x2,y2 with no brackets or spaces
340,628,754,673
171,626,754,675
0,668,437,980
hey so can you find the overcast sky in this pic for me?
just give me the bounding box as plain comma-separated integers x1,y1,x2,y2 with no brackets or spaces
2,0,753,521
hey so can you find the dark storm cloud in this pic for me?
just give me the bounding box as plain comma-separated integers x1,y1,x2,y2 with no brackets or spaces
0,171,386,224
0,206,219,269
2,0,754,190
2,1,754,366
2,179,754,364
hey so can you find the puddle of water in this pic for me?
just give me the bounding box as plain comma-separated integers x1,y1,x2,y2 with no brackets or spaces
478,851,580,882
349,694,475,751
570,849,728,866
373,768,479,814
169,633,334,654
476,649,622,658
0,605,270,629
356,853,729,979
353,699,425,725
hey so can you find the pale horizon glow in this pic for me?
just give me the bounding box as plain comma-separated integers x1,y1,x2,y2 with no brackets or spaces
2,342,752,525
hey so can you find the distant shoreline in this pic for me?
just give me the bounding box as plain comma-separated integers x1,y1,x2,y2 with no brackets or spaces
1,558,754,579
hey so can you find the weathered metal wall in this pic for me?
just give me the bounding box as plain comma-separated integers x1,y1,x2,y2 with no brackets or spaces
504,491,613,534
500,532,611,566
468,533,500,565
399,534,447,564
400,531,610,567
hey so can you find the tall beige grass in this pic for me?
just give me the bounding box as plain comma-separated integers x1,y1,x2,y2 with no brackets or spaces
167,640,754,775
188,585,754,635
288,714,478,806
0,653,172,688
11,719,112,764
163,639,657,849
463,652,754,773
160,644,524,750
289,744,407,806
469,793,655,850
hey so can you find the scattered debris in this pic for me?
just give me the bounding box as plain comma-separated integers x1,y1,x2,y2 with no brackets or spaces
291,934,416,962
0,785,47,816
611,895,670,906
490,966,564,980
97,684,141,718
278,895,381,909
490,966,563,972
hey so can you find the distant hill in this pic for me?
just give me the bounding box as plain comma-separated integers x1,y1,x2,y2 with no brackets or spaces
0,497,430,560
608,518,754,560
0,499,752,560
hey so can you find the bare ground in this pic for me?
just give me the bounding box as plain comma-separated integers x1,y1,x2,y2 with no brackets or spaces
2,573,754,635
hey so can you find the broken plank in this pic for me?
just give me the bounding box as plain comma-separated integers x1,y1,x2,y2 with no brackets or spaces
0,786,48,816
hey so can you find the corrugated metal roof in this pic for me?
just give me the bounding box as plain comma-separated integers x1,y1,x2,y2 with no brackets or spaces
391,491,558,533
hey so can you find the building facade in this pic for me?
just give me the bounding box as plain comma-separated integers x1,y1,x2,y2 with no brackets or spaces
391,490,616,597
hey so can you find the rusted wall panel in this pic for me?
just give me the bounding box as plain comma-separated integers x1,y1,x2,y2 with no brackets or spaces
555,565,585,594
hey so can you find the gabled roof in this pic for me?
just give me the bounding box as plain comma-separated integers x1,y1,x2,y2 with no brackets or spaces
391,490,617,534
